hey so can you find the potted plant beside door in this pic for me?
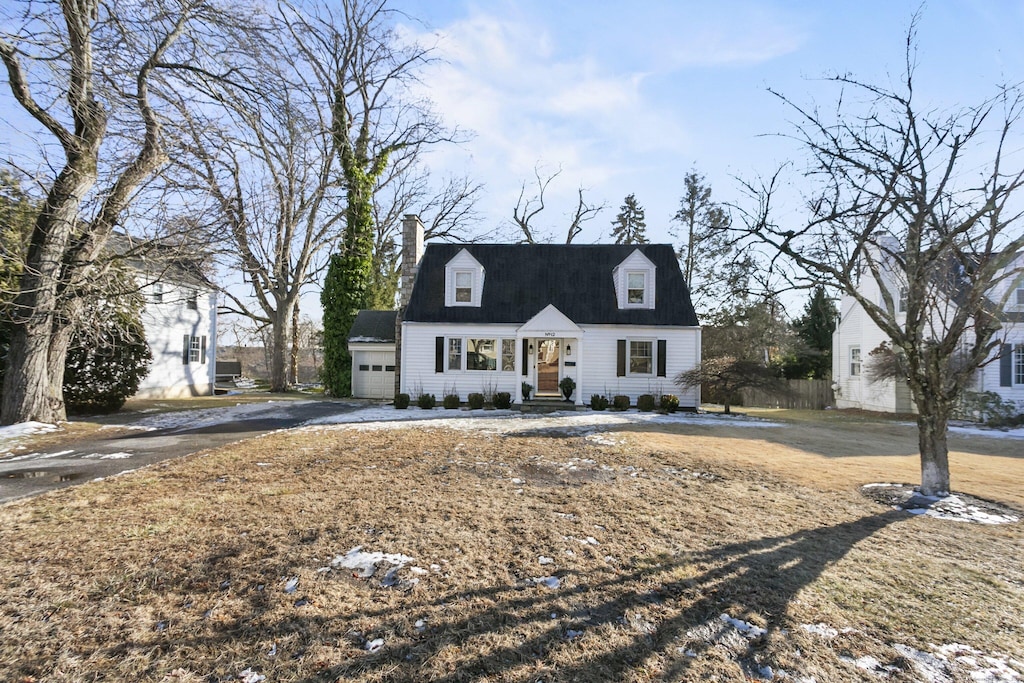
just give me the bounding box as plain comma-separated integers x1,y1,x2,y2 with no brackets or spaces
559,376,576,402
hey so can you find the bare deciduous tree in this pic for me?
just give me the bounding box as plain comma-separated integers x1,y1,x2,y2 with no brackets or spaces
511,165,604,244
738,27,1024,495
0,0,244,424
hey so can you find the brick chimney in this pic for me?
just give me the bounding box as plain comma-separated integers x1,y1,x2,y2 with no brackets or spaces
395,214,424,397
399,214,425,308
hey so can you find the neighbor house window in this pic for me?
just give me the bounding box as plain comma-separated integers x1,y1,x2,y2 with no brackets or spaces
850,346,861,377
898,287,907,313
467,338,497,371
1016,345,1024,385
186,289,198,310
183,335,206,364
501,339,516,372
151,283,164,303
1017,287,1024,306
448,338,462,371
454,271,473,303
629,340,653,375
626,272,646,305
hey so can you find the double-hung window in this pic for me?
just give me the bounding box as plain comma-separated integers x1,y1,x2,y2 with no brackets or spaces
454,271,473,303
629,340,653,375
850,346,861,377
1015,344,1024,385
501,339,516,371
448,338,463,371
186,289,198,310
626,272,646,305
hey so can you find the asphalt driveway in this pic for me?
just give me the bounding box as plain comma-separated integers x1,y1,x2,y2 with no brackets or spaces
0,398,362,504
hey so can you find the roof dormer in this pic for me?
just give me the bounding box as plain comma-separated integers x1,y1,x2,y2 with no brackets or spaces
444,248,485,307
612,249,656,310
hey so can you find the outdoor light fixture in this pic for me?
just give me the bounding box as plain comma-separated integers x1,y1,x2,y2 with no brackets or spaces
529,343,534,353
566,344,572,355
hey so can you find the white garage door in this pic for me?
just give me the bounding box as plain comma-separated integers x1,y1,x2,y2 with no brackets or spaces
352,351,395,399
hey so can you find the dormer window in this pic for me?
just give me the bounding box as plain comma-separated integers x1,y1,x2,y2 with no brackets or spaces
455,271,473,303
613,249,656,310
444,248,485,307
627,272,646,305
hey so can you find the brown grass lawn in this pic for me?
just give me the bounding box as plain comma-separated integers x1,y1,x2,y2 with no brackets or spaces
0,411,1021,682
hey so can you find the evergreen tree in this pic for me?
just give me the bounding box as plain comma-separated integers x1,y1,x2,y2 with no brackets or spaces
610,193,647,245
63,280,152,414
672,171,751,315
782,286,838,379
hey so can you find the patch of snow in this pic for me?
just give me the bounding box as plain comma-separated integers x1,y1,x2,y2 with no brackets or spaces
82,452,133,460
300,405,783,437
531,576,560,589
237,669,266,683
330,546,415,584
720,613,766,639
117,400,321,433
283,577,298,594
0,421,59,448
365,638,384,652
414,619,427,633
538,556,553,565
800,623,839,638
948,424,1024,440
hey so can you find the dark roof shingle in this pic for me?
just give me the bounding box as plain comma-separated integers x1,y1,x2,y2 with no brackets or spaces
348,310,398,342
403,244,698,326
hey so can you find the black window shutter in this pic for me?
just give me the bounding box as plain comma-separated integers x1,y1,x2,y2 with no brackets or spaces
657,339,667,377
617,339,626,377
182,335,190,365
435,336,444,373
201,336,207,364
522,339,529,376
1000,343,1013,386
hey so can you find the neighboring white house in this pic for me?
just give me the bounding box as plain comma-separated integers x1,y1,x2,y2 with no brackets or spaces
364,217,702,407
115,238,217,398
832,250,1024,413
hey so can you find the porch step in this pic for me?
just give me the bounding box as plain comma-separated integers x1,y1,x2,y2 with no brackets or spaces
517,400,581,414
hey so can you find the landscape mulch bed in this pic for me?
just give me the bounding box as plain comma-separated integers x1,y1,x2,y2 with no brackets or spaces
0,424,1021,682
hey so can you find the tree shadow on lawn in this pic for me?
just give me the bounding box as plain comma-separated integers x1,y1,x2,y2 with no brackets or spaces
268,509,903,682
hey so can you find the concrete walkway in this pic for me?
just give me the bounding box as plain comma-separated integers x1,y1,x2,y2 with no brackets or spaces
0,399,361,504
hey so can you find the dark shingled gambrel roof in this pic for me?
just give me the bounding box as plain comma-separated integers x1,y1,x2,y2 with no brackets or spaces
348,309,398,342
403,243,698,326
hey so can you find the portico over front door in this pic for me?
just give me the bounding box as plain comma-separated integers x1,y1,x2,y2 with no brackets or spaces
535,338,561,396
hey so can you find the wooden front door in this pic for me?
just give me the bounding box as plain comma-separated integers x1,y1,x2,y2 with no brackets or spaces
536,339,560,395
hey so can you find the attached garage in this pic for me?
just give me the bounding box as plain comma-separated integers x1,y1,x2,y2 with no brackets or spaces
348,310,397,399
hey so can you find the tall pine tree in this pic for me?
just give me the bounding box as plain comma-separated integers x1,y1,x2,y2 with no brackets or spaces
610,193,647,245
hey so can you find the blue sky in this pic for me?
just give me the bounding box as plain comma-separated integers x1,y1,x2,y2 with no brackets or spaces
391,0,1024,245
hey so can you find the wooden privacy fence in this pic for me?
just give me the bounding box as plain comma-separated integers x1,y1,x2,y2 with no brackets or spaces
741,379,835,410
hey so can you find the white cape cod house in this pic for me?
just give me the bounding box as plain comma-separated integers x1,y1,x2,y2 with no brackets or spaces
366,217,702,407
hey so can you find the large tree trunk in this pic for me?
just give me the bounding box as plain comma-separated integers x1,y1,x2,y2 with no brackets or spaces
1,168,98,425
916,407,951,497
268,305,293,393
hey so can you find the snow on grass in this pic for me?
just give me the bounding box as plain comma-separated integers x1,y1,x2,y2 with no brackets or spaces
106,400,326,432
300,405,782,439
948,423,1024,440
0,421,60,457
863,483,1020,525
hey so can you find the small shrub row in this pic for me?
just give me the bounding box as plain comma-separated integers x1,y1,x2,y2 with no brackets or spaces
612,395,630,411
587,393,680,413
590,394,609,411
637,394,656,412
397,391,512,410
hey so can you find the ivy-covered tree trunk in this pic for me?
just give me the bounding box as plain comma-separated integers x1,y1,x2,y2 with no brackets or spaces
321,167,380,396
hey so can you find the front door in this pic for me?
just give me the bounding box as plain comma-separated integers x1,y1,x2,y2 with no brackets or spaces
536,339,561,396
